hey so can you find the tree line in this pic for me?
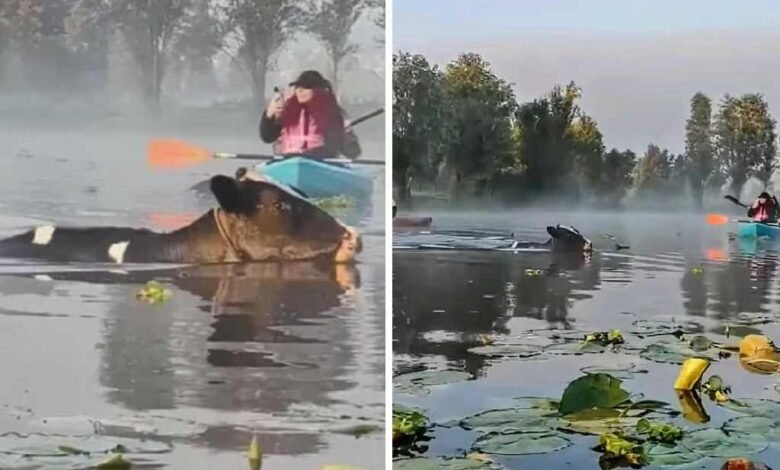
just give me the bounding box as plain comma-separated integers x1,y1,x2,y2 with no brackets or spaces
393,51,778,209
0,0,384,110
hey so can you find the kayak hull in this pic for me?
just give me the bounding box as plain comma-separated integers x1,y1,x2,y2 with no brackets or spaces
737,221,780,239
257,157,373,200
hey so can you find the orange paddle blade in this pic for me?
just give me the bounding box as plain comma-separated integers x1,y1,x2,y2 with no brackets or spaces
706,213,730,225
147,138,212,169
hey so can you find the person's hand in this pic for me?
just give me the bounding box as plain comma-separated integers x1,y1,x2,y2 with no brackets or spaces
266,89,284,119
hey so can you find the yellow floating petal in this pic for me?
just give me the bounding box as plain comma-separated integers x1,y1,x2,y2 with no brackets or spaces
673,357,711,391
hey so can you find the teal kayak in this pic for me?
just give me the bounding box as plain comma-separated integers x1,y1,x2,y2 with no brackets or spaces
256,156,373,200
737,221,780,238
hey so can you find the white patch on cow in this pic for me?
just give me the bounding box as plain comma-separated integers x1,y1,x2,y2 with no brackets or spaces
32,225,55,245
107,241,130,264
34,274,53,281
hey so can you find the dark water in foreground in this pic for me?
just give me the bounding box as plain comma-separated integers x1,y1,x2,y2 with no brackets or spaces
0,121,385,469
393,210,780,469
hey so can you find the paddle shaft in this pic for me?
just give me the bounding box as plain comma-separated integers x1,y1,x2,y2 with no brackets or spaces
214,153,385,166
214,107,385,165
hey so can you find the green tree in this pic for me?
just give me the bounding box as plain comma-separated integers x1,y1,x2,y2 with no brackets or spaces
219,0,308,107
515,82,581,193
601,148,636,206
633,143,672,194
714,93,777,195
307,0,367,91
392,52,447,203
569,113,605,192
68,0,193,110
441,53,516,199
684,92,713,208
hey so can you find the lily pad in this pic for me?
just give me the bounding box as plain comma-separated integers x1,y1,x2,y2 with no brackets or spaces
639,341,719,365
645,444,705,466
720,398,780,420
723,416,780,441
512,397,559,411
680,428,768,458
393,457,501,469
394,370,472,395
630,319,702,337
0,433,172,456
459,408,559,434
472,431,571,455
580,364,648,380
466,344,542,359
560,413,642,436
543,341,608,355
558,373,630,415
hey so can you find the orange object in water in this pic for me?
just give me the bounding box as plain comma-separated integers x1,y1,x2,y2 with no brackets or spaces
706,247,726,261
147,138,212,169
706,213,730,225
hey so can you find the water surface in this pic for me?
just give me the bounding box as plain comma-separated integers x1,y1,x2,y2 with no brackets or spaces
0,113,385,469
393,210,780,469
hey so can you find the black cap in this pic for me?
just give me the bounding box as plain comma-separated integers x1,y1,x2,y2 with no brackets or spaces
759,192,772,199
289,70,330,89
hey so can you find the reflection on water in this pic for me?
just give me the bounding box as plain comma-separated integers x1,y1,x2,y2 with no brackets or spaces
0,127,385,469
393,211,780,469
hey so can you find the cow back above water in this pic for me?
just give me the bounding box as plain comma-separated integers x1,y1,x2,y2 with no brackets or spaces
0,172,361,264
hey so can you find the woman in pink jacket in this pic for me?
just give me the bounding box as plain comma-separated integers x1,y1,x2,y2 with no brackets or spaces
259,70,361,160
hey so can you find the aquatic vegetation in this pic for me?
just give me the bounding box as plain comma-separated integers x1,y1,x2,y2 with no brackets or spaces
471,431,571,455
313,195,356,214
393,406,430,457
635,418,683,444
582,329,625,348
394,370,473,395
595,433,647,466
135,280,171,304
394,321,780,468
393,456,503,469
248,435,261,470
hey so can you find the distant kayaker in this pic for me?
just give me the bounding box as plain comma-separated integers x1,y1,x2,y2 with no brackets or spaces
747,192,779,223
259,70,361,160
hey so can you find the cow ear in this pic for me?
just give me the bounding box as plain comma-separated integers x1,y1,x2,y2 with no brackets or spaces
546,226,556,237
210,175,249,214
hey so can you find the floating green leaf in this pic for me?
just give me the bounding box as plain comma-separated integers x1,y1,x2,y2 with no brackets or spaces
723,416,780,441
313,195,356,214
582,330,625,347
720,398,780,420
394,370,472,395
459,408,559,434
135,281,171,304
560,408,643,436
466,343,542,359
635,418,683,444
580,364,647,380
596,433,647,466
472,431,571,455
630,319,702,337
0,433,171,456
639,340,719,365
393,456,501,469
680,428,768,458
558,373,630,415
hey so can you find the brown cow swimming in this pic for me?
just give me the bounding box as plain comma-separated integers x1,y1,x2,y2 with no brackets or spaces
0,169,361,264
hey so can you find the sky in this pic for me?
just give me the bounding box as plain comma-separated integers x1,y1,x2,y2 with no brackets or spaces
393,0,780,154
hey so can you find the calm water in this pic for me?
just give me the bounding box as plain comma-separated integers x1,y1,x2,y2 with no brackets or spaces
0,113,385,469
393,210,780,469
